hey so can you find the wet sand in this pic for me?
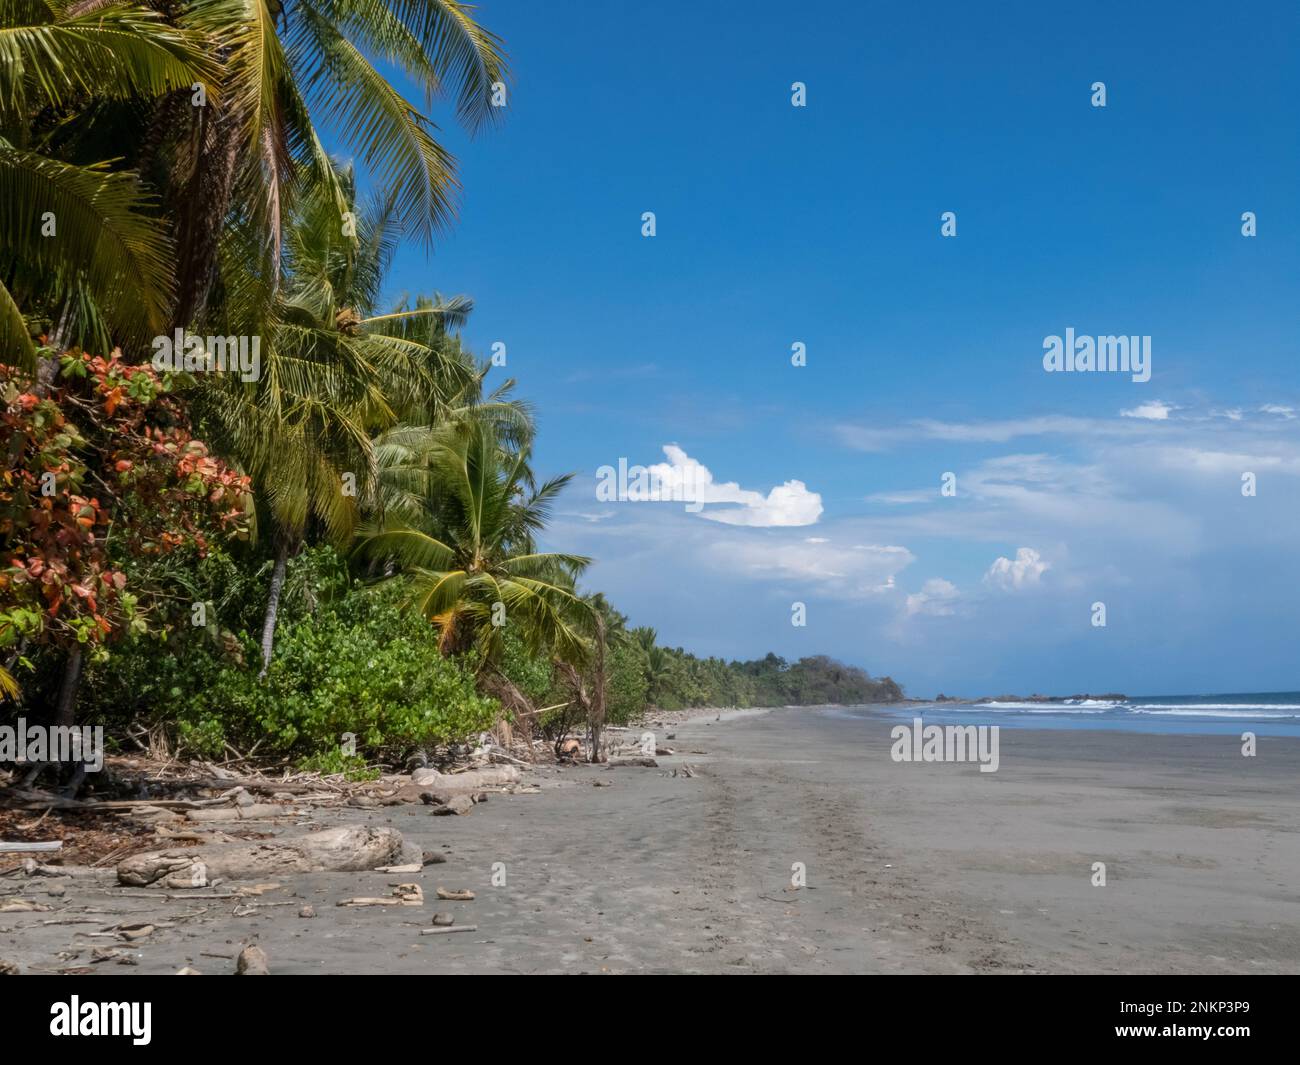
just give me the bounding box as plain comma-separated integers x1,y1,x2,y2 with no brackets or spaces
4,706,1299,974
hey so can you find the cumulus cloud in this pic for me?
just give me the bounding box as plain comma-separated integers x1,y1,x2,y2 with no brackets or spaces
984,547,1050,589
1121,400,1177,420
646,444,823,527
906,578,960,617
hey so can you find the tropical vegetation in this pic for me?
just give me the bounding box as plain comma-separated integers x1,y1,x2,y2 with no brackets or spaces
0,1,902,788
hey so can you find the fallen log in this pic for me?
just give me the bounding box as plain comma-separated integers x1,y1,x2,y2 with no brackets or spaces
0,841,63,853
410,766,520,789
116,825,408,889
606,757,659,768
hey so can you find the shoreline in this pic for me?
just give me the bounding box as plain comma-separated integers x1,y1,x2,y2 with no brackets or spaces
4,705,1298,974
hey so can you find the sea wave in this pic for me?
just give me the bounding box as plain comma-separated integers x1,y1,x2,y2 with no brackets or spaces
1130,702,1300,711
961,702,1294,723
1131,706,1300,718
970,702,1111,713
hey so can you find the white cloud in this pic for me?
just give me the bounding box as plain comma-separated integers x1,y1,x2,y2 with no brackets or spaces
837,415,1100,451
647,444,823,527
711,536,913,597
1121,400,1176,420
1260,404,1297,419
906,578,960,617
984,547,1050,590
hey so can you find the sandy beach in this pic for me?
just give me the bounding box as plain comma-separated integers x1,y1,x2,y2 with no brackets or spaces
4,706,1299,975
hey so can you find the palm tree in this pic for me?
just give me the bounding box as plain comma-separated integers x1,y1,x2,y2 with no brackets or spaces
158,0,510,324
0,1,216,365
354,415,593,670
2,1,510,351
629,625,671,704
196,168,483,674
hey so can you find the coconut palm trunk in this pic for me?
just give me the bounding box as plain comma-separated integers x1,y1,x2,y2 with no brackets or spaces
259,541,291,678
588,614,607,763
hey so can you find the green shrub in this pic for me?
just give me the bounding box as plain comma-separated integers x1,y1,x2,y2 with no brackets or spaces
81,567,499,765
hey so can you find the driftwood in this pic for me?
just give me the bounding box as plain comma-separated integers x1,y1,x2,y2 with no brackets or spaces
410,766,520,790
420,924,477,935
0,840,63,853
606,757,659,768
116,825,408,888
184,804,292,822
18,859,115,880
337,884,423,907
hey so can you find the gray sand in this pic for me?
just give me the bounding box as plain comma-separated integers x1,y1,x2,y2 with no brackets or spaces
4,707,1298,974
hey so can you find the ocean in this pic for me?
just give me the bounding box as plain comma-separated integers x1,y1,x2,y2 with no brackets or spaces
859,691,1300,738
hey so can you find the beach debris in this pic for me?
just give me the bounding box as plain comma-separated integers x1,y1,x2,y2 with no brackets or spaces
421,924,477,936
176,966,202,975
153,826,237,844
116,922,155,941
116,825,408,888
0,840,63,853
299,905,316,919
606,757,658,768
236,882,282,896
19,858,112,879
235,945,269,975
431,912,455,926
46,883,66,897
0,959,20,975
592,780,612,787
91,945,129,963
337,883,423,907
423,792,476,816
185,804,291,822
0,898,52,912
435,887,475,901
410,765,520,790
374,863,422,874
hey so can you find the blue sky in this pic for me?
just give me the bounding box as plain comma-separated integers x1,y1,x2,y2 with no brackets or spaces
378,0,1299,696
